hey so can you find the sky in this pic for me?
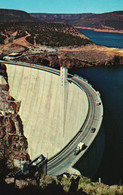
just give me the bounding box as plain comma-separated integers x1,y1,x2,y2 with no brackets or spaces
0,0,123,14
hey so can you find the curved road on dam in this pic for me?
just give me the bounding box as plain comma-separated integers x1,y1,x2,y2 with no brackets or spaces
48,76,103,175
0,60,103,176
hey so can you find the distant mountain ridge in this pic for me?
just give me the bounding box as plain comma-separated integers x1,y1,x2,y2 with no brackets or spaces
0,9,122,31
30,13,94,23
0,9,37,22
31,11,123,30
73,11,123,30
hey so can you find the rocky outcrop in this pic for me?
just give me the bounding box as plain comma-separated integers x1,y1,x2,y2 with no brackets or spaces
18,53,59,68
16,45,123,69
4,174,123,195
59,47,123,68
0,63,30,170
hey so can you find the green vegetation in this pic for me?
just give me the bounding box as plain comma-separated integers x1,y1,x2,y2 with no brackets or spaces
25,22,92,46
1,174,122,195
27,31,92,47
0,160,123,195
0,21,93,47
26,22,92,47
0,22,30,34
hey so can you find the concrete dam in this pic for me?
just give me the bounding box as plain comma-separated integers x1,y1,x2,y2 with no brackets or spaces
5,63,88,159
0,60,104,177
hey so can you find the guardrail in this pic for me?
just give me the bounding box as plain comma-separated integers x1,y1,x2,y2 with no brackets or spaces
0,59,103,175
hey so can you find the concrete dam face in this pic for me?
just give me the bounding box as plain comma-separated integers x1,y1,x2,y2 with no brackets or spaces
6,64,88,160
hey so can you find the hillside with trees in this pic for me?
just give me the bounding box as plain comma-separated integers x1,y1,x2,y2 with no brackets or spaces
26,22,92,47
0,21,93,47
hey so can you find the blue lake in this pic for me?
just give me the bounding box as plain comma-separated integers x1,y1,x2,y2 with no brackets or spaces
71,66,123,185
78,29,123,48
71,30,123,185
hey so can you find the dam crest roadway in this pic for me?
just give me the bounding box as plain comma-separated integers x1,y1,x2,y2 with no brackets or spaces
0,60,103,176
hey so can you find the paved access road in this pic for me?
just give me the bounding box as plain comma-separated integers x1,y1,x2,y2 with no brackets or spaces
47,76,103,175
0,60,103,176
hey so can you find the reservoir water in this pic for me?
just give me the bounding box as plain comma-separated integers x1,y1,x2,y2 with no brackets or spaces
72,30,123,185
78,29,123,48
71,66,123,185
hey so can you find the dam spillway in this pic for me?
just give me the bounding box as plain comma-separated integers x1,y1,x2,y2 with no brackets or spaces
5,63,89,160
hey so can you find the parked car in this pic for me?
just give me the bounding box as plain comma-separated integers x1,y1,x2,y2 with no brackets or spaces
91,128,96,133
96,101,101,105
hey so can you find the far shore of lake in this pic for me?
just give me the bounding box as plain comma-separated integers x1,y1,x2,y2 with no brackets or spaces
75,26,123,34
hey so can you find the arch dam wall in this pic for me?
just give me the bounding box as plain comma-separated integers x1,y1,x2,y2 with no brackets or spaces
5,64,89,160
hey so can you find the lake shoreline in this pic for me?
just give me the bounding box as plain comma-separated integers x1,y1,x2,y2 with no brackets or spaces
75,26,123,34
